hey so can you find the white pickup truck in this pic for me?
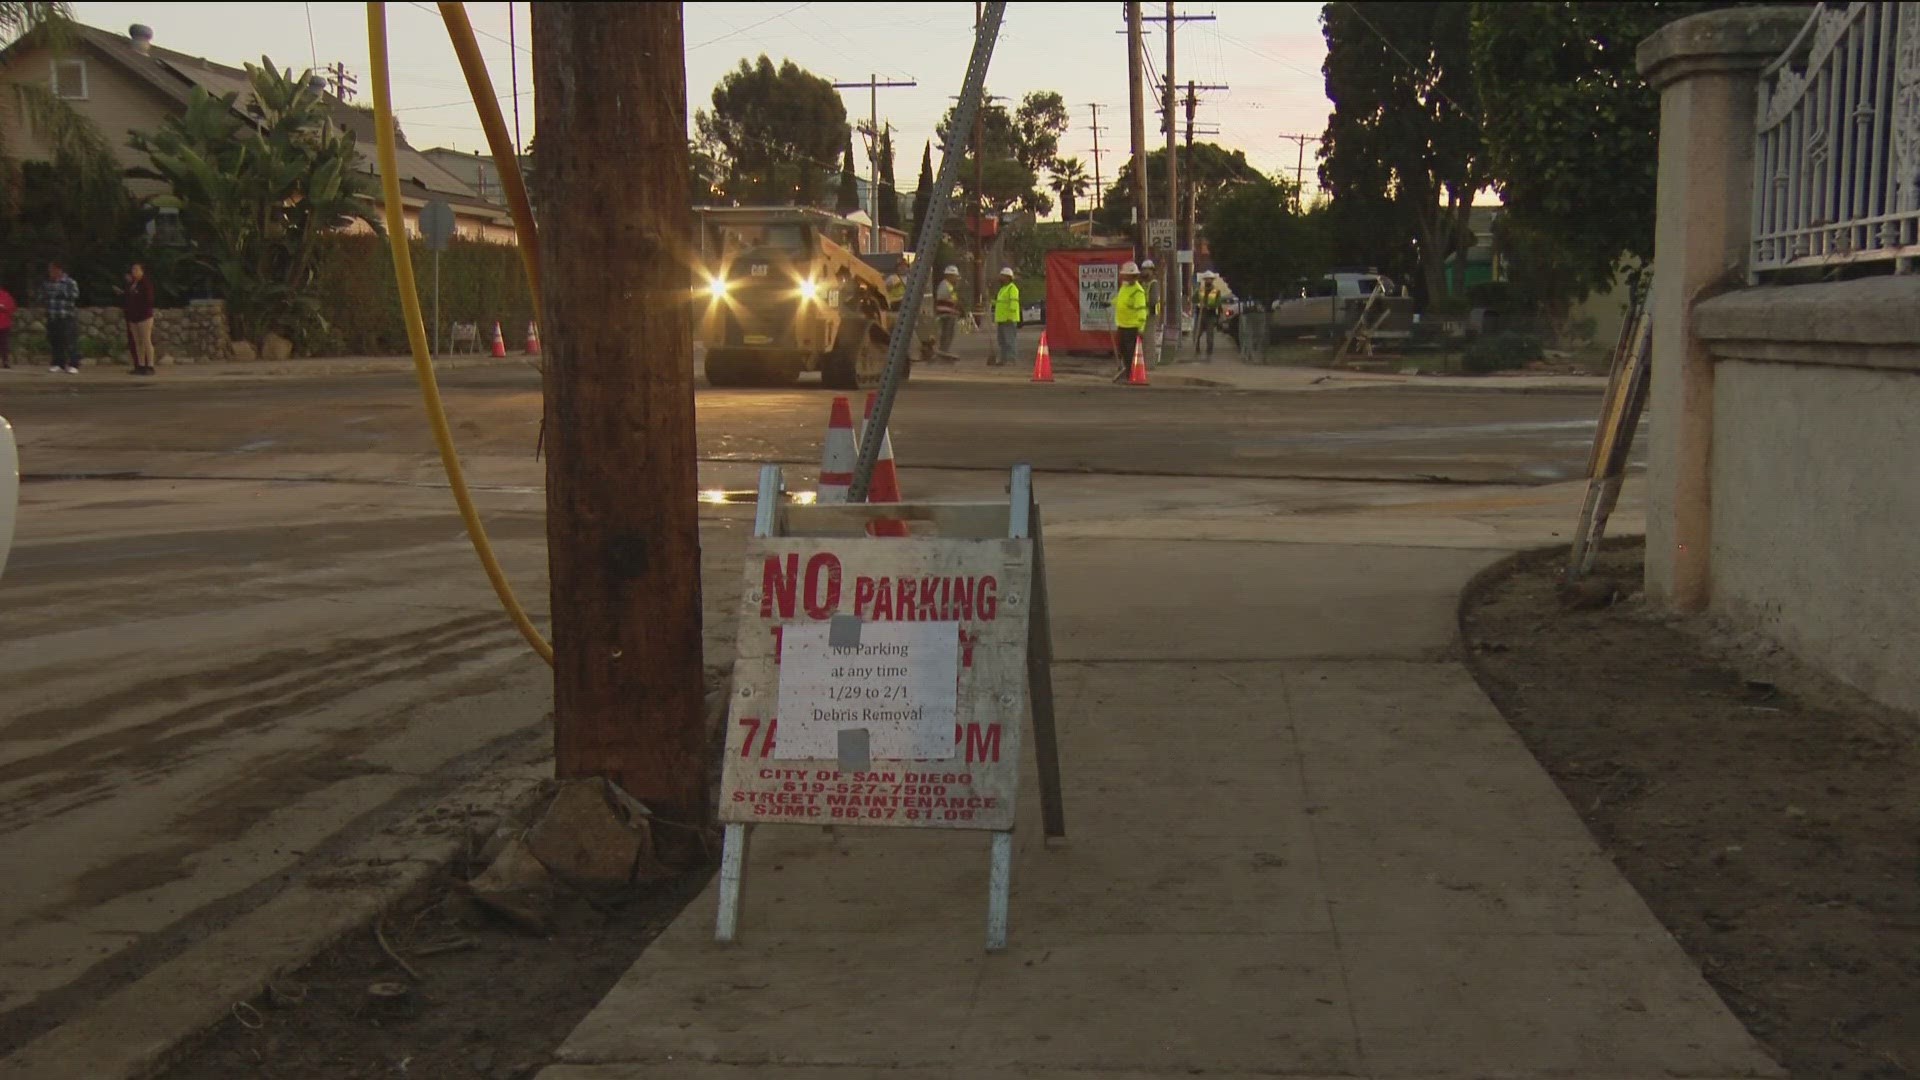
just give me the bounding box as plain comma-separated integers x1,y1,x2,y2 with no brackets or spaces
1268,272,1405,339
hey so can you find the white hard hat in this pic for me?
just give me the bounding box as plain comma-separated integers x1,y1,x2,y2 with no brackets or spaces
1119,261,1139,275
901,252,915,264
999,266,1015,277
944,265,960,275
1140,258,1155,269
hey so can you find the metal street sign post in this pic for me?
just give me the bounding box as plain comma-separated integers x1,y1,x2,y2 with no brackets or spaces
715,463,1064,952
419,198,456,356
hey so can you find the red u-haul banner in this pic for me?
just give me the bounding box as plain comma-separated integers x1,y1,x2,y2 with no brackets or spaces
1044,248,1134,355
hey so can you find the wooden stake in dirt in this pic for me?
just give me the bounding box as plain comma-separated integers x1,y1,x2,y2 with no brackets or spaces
532,4,708,843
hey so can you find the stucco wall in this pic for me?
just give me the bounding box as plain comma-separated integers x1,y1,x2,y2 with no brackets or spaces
1696,281,1920,714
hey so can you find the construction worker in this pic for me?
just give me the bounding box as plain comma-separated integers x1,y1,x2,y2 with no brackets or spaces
1196,272,1224,361
934,264,964,362
1140,257,1162,366
1112,261,1148,382
991,266,1019,367
884,272,906,311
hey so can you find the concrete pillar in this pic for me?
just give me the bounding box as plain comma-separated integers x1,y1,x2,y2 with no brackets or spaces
1636,8,1805,610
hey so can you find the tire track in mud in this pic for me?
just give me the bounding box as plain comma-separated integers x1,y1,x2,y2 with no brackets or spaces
0,613,525,833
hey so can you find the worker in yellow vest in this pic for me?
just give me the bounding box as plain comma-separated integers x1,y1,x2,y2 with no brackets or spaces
1111,260,1148,382
991,266,1020,367
884,273,906,310
1196,273,1224,360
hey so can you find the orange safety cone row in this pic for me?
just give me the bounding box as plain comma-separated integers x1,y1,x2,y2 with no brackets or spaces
1030,329,1054,383
861,392,910,537
525,321,541,355
1126,334,1150,386
818,396,857,504
490,321,507,358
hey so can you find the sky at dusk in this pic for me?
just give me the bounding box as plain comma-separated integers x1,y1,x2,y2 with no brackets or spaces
70,2,1334,205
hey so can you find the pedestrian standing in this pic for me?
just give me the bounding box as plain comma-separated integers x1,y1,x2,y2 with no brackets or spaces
121,262,157,376
934,265,963,362
1111,261,1148,382
42,262,80,374
1141,257,1162,366
1196,273,1222,361
991,266,1019,367
0,283,15,369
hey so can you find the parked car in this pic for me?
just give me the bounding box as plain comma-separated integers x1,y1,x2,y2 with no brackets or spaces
1269,271,1411,341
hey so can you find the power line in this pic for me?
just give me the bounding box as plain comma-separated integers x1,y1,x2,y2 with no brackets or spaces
405,1,530,55
688,2,815,52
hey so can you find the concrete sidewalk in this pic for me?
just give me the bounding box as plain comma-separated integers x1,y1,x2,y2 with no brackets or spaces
535,493,1776,1078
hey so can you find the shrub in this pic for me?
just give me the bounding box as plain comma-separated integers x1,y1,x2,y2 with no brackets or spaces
1461,330,1544,373
308,233,535,356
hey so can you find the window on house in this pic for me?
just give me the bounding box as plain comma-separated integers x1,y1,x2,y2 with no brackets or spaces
49,58,88,101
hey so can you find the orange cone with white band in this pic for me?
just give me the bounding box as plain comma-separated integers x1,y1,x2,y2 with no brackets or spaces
525,321,541,355
490,321,507,358
862,391,909,537
1031,330,1054,382
817,396,856,504
1126,334,1149,385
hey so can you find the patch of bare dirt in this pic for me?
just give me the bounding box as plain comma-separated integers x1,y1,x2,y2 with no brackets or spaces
1462,543,1920,1080
153,865,709,1080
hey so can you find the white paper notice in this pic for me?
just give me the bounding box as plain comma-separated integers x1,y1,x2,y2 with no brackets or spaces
775,621,961,760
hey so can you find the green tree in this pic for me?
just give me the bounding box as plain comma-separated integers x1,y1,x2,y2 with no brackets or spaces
910,140,934,238
936,89,1070,217
1321,2,1485,307
836,132,859,214
1094,143,1264,234
877,129,902,230
1049,156,1089,223
695,55,848,207
1471,3,1729,301
1203,176,1328,302
131,58,379,345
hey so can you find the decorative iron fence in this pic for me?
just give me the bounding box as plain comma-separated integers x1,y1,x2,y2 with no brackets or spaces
1751,2,1920,279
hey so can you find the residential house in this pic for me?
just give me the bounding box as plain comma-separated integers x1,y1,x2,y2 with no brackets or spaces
420,146,532,208
0,20,515,243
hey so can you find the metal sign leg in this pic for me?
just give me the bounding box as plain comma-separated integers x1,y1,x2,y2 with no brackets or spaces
715,822,749,944
986,830,1013,952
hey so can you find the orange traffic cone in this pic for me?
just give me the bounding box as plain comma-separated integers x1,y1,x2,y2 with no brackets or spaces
1126,335,1150,386
861,392,909,537
1030,330,1054,383
818,396,857,504
525,321,541,355
490,321,507,358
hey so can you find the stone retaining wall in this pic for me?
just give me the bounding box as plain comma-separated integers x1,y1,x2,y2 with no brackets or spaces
9,300,231,364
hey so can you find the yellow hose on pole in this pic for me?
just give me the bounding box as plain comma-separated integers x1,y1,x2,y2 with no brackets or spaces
366,1,554,665
437,2,541,317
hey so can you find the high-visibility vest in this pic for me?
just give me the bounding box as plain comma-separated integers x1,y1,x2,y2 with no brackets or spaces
994,282,1020,323
1114,282,1149,330
885,276,906,307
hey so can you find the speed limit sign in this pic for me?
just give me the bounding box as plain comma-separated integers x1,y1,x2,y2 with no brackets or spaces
1147,218,1175,251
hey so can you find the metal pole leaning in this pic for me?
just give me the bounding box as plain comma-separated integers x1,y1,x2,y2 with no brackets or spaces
850,2,1005,503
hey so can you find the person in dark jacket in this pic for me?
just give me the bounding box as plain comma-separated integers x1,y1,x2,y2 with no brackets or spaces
121,263,157,376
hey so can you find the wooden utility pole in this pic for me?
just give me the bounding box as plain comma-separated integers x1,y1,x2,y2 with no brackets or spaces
1086,102,1107,222
1279,133,1322,210
532,3,708,840
1126,0,1149,260
1162,1,1179,350
973,1,987,309
832,74,917,251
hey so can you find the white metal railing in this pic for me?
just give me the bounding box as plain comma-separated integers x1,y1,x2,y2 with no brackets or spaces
1751,2,1920,279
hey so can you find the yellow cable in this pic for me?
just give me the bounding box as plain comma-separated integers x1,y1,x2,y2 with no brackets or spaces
367,1,553,665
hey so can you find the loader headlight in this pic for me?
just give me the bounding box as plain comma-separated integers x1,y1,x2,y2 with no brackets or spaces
798,278,818,302
707,276,728,299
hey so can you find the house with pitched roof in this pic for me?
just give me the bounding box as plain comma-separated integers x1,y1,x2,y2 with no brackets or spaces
0,20,516,243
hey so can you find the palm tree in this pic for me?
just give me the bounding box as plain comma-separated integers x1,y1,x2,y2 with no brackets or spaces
1048,156,1090,224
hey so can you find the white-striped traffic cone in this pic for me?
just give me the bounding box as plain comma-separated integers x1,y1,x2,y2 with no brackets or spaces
817,396,856,504
862,391,908,537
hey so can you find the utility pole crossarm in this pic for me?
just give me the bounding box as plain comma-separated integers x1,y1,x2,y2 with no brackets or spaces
833,76,918,251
